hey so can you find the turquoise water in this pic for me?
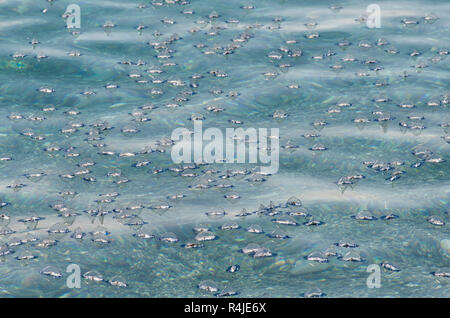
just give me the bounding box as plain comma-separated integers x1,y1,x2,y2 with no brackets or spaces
0,0,449,297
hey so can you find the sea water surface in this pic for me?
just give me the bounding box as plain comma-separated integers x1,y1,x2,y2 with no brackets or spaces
0,0,449,297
